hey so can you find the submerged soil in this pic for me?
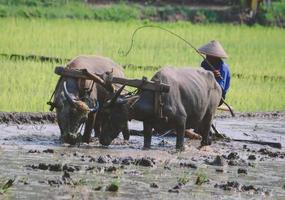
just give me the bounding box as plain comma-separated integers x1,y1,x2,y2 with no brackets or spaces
0,113,285,199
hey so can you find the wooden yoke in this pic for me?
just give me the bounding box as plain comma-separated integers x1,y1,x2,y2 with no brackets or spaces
54,66,170,93
54,67,104,85
107,76,169,93
108,76,169,120
54,66,114,92
54,66,170,119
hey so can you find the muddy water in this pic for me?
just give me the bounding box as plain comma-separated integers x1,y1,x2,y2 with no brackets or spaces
0,117,285,199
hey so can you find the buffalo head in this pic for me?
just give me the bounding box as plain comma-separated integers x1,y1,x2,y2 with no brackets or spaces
54,78,99,144
99,85,138,146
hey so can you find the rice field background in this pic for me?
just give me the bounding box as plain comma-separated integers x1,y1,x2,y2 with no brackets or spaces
0,18,285,112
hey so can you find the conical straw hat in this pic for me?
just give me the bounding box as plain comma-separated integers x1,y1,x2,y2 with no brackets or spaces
198,40,228,58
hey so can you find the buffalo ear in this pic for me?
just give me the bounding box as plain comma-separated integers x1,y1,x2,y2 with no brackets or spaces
116,95,139,105
103,99,112,108
102,98,126,109
105,83,115,93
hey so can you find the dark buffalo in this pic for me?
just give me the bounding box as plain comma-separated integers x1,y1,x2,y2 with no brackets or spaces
53,55,129,144
99,67,222,150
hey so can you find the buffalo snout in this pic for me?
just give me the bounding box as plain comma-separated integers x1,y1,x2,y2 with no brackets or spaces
62,133,80,145
99,137,112,146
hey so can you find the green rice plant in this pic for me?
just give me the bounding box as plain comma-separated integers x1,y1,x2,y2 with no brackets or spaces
0,178,14,194
178,172,191,185
227,77,285,112
106,179,120,192
0,59,57,112
195,172,208,185
0,18,284,112
1,18,284,77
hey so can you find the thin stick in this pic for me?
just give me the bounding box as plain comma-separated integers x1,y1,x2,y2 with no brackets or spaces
121,25,218,73
232,139,282,149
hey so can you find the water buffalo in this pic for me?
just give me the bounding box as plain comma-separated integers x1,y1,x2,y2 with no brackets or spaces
99,67,222,150
52,55,129,144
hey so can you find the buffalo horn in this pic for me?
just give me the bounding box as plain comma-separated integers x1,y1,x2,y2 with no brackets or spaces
63,81,77,106
104,84,126,107
82,69,105,85
63,81,90,113
111,84,126,103
90,100,100,113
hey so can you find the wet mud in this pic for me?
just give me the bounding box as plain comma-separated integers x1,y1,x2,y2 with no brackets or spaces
0,112,56,124
0,114,285,199
1,110,285,124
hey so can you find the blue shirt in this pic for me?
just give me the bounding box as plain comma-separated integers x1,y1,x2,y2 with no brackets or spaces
201,59,231,96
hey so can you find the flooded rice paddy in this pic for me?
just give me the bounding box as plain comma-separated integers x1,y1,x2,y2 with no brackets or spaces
0,115,285,199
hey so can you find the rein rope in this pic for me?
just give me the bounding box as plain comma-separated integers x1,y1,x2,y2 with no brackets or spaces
119,25,218,73
47,76,63,111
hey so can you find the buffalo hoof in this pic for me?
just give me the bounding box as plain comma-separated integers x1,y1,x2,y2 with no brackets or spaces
198,145,213,152
201,139,212,146
123,140,129,145
176,145,185,151
143,146,151,150
123,134,130,141
82,136,91,144
143,141,151,150
62,134,80,145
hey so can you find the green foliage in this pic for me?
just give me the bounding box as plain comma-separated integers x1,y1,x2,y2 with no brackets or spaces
0,5,7,17
93,4,140,21
0,1,240,23
0,1,141,21
0,0,81,7
274,0,285,15
142,6,158,18
0,0,284,25
202,10,219,23
257,0,285,26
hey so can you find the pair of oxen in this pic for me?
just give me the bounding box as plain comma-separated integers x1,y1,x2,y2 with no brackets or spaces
53,55,222,150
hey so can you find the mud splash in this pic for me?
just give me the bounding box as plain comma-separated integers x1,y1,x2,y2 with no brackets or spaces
0,116,285,199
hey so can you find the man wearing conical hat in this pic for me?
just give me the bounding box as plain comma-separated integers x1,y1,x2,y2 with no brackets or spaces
198,40,231,102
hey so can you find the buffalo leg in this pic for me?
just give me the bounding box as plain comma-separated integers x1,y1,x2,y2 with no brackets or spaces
122,122,130,141
82,113,95,143
199,113,213,146
94,116,101,138
143,121,152,149
176,121,186,150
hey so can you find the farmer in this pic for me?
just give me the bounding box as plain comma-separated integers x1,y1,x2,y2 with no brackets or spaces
198,40,231,102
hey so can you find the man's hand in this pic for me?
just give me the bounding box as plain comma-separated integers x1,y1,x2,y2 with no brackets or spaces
213,70,221,78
